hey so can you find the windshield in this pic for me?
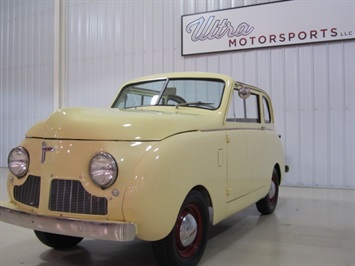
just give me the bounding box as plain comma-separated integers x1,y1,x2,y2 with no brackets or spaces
112,78,225,110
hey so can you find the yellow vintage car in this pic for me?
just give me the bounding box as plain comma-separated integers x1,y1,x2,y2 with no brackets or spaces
1,72,286,266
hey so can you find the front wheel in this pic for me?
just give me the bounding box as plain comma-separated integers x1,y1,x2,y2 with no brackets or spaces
256,168,279,215
34,230,83,249
152,190,210,266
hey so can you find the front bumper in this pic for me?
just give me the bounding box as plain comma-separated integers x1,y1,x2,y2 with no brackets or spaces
0,202,137,241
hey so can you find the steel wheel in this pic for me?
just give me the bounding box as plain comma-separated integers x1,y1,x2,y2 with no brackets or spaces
175,203,203,258
256,168,279,215
152,190,210,266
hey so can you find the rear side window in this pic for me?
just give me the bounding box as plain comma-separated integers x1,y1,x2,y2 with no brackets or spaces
262,97,271,123
227,89,260,123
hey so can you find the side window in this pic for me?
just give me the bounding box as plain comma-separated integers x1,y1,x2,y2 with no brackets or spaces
227,89,260,123
262,97,271,123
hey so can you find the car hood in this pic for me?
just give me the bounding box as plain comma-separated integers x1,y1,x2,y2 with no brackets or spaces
26,107,219,141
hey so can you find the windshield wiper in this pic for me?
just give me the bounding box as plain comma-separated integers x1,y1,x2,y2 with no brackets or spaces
175,101,214,109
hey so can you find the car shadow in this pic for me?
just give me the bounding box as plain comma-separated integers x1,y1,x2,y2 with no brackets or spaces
201,204,279,262
38,238,157,266
36,205,279,266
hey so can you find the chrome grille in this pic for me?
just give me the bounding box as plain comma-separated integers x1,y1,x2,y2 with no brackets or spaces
14,175,41,208
49,179,108,215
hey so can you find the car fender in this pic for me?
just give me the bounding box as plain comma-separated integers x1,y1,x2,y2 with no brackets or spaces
122,130,227,241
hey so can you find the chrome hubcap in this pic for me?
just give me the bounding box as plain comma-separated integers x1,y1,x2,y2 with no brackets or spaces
269,180,276,199
179,213,198,247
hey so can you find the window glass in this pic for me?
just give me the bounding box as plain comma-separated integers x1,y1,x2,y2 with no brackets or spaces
262,97,271,123
164,79,224,108
112,78,224,110
114,80,165,109
227,89,260,123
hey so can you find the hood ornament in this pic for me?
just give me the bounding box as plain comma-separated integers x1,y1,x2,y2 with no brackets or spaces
41,142,55,163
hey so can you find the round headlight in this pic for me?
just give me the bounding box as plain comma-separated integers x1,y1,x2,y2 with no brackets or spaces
89,152,118,188
8,146,30,178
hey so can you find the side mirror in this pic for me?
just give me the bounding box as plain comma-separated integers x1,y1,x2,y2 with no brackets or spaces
238,86,251,99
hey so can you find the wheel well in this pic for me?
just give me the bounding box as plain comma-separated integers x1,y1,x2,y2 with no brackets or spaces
274,164,281,185
191,185,212,208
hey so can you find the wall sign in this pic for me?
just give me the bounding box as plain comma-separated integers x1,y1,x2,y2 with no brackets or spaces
181,0,355,55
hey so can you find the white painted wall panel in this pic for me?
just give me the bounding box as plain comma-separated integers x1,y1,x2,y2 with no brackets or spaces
344,42,355,188
328,43,345,188
1,0,354,189
313,44,329,187
0,0,54,167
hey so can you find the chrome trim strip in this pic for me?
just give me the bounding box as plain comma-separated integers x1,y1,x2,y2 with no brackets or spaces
0,203,137,241
224,127,264,131
201,127,264,132
200,128,225,132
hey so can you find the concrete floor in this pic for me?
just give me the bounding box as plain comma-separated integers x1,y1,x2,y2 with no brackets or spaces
0,167,354,266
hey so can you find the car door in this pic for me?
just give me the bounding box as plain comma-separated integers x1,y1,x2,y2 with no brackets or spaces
225,87,266,204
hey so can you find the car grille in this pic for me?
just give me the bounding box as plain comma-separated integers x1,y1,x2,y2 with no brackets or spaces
49,179,108,215
14,175,41,208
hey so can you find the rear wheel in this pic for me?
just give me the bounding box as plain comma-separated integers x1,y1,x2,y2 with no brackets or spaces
34,230,83,249
152,190,210,266
256,168,279,215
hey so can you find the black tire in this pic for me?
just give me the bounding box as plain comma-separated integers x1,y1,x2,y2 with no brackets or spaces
34,230,83,249
256,168,279,215
152,190,210,266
